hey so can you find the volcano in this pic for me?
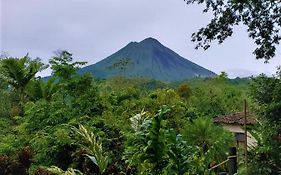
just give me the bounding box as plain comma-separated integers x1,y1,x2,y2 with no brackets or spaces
78,38,216,81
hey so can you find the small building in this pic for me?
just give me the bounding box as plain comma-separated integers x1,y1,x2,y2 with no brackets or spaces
214,112,257,149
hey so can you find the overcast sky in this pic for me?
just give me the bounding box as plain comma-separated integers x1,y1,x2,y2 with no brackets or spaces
1,0,280,78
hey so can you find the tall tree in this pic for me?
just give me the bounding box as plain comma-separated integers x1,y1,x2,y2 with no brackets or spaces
107,58,132,76
49,50,86,80
185,0,281,61
249,74,281,174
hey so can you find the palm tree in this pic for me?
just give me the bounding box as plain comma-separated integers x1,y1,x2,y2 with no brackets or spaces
26,77,57,101
0,55,48,105
183,117,232,163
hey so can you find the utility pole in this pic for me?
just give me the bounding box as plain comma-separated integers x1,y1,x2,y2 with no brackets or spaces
244,99,248,168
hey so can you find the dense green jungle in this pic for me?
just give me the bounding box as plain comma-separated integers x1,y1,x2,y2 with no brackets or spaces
0,52,280,175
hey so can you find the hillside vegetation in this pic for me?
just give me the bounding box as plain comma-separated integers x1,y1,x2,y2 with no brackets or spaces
0,52,280,175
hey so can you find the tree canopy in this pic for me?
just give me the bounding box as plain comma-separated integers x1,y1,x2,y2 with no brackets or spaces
185,0,281,61
0,53,249,174
0,55,47,92
49,50,86,80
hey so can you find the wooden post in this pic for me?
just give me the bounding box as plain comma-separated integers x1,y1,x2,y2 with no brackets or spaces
228,147,237,175
244,99,247,167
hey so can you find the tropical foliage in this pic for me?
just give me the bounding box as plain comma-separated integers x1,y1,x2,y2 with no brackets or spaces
245,74,281,174
0,52,279,174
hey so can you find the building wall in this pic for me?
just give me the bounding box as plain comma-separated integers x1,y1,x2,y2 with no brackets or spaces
223,124,257,149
